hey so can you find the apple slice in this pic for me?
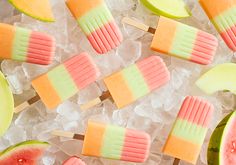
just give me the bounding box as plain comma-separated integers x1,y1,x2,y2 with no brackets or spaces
140,0,191,19
196,63,236,95
0,71,14,137
8,0,55,22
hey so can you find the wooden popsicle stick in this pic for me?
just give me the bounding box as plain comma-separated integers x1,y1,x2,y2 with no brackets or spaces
122,17,156,34
80,91,112,110
173,158,180,165
14,94,41,113
51,130,85,141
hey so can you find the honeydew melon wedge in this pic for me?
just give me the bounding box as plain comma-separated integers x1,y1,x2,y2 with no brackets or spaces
140,0,191,19
8,0,55,22
0,71,14,137
196,63,236,95
208,111,236,165
0,140,49,164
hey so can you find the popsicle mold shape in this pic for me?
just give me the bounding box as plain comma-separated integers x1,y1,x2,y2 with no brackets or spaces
199,0,236,51
151,16,218,65
66,0,123,54
31,53,100,109
104,56,170,108
0,23,55,65
163,96,214,164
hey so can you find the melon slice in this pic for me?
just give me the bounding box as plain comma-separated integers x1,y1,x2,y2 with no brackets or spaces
196,63,236,95
140,0,191,19
208,111,236,165
0,140,49,164
0,71,14,137
8,0,55,22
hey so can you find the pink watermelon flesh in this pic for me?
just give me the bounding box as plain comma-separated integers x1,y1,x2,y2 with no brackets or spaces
222,115,236,164
0,140,49,165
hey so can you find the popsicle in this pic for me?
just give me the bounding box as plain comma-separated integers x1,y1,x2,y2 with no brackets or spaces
63,156,86,165
199,0,236,51
0,23,55,65
66,0,123,54
80,56,170,110
15,53,100,112
122,17,218,65
162,96,214,164
52,121,151,163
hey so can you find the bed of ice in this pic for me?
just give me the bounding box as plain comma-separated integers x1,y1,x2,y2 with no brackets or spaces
0,0,236,164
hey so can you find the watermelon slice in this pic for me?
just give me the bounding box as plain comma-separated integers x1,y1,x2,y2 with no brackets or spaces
140,0,191,19
0,71,14,137
8,0,55,22
208,111,236,165
0,140,49,165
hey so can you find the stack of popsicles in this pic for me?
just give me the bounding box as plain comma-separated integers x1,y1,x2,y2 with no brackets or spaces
0,23,55,65
66,0,123,54
52,121,151,163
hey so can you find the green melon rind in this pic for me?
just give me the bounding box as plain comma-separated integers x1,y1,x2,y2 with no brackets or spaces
140,0,191,19
7,0,55,22
0,140,49,159
0,71,14,137
207,111,236,165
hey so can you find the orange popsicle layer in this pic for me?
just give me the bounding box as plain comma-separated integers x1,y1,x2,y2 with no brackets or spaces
0,23,14,59
199,0,236,19
31,75,61,109
163,135,201,163
66,0,103,19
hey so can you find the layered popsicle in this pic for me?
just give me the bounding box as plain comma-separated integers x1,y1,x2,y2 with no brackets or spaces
162,96,214,164
123,17,218,65
151,17,218,65
103,56,170,108
52,121,151,163
31,53,100,109
0,23,55,65
199,0,236,51
66,0,123,54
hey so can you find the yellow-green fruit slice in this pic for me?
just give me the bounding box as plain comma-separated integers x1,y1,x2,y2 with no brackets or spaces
0,71,14,137
8,0,55,22
140,0,191,19
196,63,236,95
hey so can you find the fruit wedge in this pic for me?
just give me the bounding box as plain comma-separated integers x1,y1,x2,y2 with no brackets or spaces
0,71,14,137
0,140,49,165
196,63,236,95
8,0,55,22
208,111,236,165
140,0,191,19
